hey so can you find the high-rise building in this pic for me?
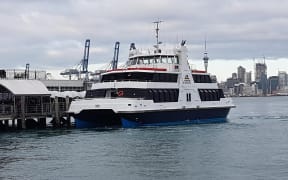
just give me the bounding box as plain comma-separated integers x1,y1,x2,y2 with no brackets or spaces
255,62,267,95
278,71,287,90
268,76,279,94
232,73,237,80
245,71,252,85
237,66,246,83
255,62,267,82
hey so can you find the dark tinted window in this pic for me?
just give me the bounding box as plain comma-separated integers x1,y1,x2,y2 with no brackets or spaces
192,74,212,83
102,72,178,83
198,89,225,101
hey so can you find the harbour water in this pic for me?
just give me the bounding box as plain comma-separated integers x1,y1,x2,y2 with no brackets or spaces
1,96,288,180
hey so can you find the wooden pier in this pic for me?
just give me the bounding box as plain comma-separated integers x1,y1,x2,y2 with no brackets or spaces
0,80,83,131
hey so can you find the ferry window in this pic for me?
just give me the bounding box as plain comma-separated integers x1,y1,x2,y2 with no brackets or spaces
147,90,153,100
159,90,165,102
158,56,162,63
164,90,170,102
153,90,160,102
137,57,144,64
131,58,137,65
175,57,179,64
171,57,175,64
215,90,220,100
159,74,166,82
198,90,202,100
152,73,160,82
198,89,224,101
111,90,118,97
186,93,191,102
154,56,161,63
143,57,150,64
167,56,173,63
161,56,168,63
208,90,213,101
169,90,175,102
174,90,179,102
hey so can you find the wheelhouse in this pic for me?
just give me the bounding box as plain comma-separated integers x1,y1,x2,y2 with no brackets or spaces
127,55,179,65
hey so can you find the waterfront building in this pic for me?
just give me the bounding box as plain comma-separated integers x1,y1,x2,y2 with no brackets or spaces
255,62,267,82
255,62,267,95
245,71,252,85
232,72,237,80
278,71,287,90
268,76,279,94
237,66,246,83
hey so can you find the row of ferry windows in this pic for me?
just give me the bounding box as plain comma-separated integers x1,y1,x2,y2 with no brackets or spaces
85,88,179,103
192,74,212,83
198,89,224,101
101,72,178,82
127,56,179,65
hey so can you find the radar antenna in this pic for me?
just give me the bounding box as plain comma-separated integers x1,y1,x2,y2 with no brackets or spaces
153,20,163,51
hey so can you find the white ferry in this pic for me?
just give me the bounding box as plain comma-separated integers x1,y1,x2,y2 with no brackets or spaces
68,24,235,128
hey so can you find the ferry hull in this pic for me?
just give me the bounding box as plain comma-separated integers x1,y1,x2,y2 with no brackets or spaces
120,107,230,128
73,109,121,128
73,107,231,128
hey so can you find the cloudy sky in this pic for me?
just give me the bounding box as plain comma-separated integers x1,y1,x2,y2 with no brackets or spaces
1,0,288,81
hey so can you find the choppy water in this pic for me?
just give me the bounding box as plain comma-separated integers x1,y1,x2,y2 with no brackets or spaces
1,96,288,180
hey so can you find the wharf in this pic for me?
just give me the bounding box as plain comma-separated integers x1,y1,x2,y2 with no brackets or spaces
0,80,85,131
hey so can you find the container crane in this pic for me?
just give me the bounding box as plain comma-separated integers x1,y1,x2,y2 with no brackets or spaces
60,39,90,80
112,41,120,70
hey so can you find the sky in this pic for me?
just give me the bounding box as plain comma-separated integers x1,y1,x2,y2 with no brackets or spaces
1,0,288,81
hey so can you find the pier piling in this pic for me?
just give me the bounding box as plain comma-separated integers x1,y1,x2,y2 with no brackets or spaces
20,96,26,129
38,118,46,128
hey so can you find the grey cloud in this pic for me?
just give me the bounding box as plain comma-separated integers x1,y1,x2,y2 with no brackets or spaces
0,0,287,71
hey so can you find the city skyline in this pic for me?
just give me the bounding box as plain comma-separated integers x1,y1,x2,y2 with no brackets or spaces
190,57,288,82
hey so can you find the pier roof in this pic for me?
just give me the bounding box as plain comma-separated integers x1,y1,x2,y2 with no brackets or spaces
0,80,50,95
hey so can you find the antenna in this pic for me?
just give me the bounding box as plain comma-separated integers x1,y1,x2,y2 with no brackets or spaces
153,20,163,49
203,37,209,72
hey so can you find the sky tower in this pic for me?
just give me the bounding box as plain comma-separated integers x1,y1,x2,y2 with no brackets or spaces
203,39,209,72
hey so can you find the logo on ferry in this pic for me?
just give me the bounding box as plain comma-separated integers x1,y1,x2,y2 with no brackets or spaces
183,74,191,84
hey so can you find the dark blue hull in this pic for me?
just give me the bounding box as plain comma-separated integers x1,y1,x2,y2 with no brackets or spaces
73,107,231,128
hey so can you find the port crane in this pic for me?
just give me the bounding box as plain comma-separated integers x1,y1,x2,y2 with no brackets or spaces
112,41,120,70
60,39,90,80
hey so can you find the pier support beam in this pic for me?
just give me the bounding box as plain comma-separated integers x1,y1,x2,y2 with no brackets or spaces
0,120,4,130
65,96,71,128
66,115,71,128
54,97,60,128
17,119,24,129
12,119,16,129
38,118,46,128
20,96,26,129
4,120,9,129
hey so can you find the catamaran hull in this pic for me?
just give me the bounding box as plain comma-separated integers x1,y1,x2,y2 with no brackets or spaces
72,107,231,128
